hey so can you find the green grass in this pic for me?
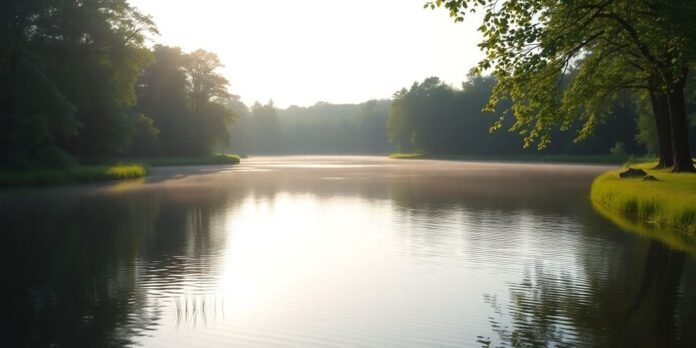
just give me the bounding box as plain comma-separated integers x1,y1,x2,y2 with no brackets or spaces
0,154,242,188
0,164,148,187
130,154,241,167
590,161,696,235
389,153,639,164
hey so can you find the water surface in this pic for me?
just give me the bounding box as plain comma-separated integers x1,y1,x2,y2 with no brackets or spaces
1,156,695,347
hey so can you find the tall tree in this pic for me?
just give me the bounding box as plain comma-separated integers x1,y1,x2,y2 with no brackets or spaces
52,0,156,158
185,49,231,115
0,0,157,164
137,46,236,156
0,1,78,168
428,0,696,171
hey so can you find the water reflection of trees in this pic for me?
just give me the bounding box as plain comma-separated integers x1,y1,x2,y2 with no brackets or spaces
0,184,237,346
481,240,695,347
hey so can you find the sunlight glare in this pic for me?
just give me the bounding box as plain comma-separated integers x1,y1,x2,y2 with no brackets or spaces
130,0,483,107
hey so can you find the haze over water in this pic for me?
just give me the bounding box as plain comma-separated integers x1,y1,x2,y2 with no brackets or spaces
2,157,695,347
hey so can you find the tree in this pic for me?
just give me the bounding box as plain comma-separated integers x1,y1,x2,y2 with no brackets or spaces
137,46,236,156
428,0,696,171
185,49,231,115
1,1,77,168
184,49,235,154
50,0,156,158
1,0,156,166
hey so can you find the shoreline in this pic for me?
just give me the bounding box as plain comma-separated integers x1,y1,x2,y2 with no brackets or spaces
590,162,696,236
389,152,639,164
0,154,241,188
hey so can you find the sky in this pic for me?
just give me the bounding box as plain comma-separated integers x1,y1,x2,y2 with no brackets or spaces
130,0,483,108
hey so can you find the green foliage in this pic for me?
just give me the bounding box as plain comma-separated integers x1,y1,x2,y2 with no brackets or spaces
1,0,156,165
591,163,696,234
185,49,232,114
387,75,645,157
135,46,236,156
427,0,696,153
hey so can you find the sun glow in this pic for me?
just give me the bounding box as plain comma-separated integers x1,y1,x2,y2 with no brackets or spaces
129,0,482,107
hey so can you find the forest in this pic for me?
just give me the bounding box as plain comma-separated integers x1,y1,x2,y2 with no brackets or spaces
1,1,235,170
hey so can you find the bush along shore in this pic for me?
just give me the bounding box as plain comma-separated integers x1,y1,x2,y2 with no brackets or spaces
590,161,696,235
0,154,242,188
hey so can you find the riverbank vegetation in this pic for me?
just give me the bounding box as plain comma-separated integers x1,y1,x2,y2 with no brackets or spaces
591,163,696,234
0,164,148,188
0,154,241,187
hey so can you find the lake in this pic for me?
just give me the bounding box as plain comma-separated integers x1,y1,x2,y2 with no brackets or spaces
1,156,695,347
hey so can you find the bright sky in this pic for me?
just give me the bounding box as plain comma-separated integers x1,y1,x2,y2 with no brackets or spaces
130,0,483,108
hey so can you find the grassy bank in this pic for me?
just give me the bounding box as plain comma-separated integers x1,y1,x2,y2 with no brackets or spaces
0,164,148,187
590,162,696,234
389,153,636,164
0,154,242,188
593,199,696,254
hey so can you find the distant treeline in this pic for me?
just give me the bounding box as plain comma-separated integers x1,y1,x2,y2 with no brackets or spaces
230,100,392,155
387,75,696,157
228,75,696,158
1,1,235,170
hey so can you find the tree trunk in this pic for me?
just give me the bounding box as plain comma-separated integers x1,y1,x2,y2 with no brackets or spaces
649,91,673,169
666,70,695,172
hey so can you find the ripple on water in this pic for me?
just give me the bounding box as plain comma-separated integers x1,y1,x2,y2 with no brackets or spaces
3,157,694,347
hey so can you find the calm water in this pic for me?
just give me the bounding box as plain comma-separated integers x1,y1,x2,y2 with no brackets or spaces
1,156,695,347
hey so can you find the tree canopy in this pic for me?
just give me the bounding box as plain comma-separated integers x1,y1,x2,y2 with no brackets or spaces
136,45,236,156
428,0,696,171
1,1,239,168
1,0,157,167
